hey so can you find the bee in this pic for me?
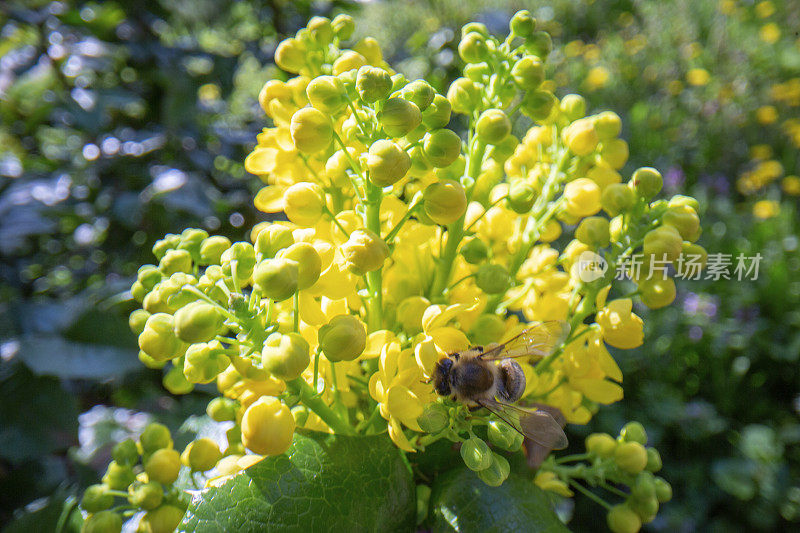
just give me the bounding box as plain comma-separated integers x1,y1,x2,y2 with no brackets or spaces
431,321,571,451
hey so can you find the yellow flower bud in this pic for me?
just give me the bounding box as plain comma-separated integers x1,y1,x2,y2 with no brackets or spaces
353,37,383,65
509,9,536,37
341,229,389,275
663,204,700,241
139,423,172,454
258,80,291,116
241,397,295,456
587,163,622,189
527,30,553,57
654,477,672,502
163,363,194,395
139,314,184,362
458,32,488,64
602,182,636,216
417,402,450,434
279,242,321,290
540,219,562,242
594,111,622,140
564,178,602,218
614,441,648,474
332,14,355,40
254,224,294,258
643,225,683,262
402,80,436,111
319,314,367,362
290,107,332,153
180,438,222,472
510,56,544,90
423,129,462,168
637,276,676,309
253,258,299,301
158,249,192,276
306,75,348,114
102,461,135,490
144,448,181,484
307,16,334,45
476,263,511,294
283,182,325,227
81,511,122,533
620,422,648,445
173,302,224,343
423,179,467,225
81,484,114,513
367,139,411,186
128,481,163,510
560,94,586,121
564,117,599,156
422,94,452,129
607,504,642,533
129,309,150,336
275,38,307,74
521,90,557,120
138,504,185,533
356,65,392,103
599,139,629,170
586,433,617,458
476,108,511,144
379,97,421,138
199,236,231,265
630,167,662,199
575,216,610,248
396,296,430,334
262,332,310,380
332,50,366,75
447,77,480,114
646,448,663,472
460,237,489,264
183,341,230,384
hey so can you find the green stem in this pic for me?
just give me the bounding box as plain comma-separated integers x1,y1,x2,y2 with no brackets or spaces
364,181,384,331
555,452,592,464
287,378,355,435
602,481,629,498
569,480,612,511
356,403,384,434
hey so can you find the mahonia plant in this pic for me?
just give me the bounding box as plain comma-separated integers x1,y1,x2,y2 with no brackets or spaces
82,10,706,533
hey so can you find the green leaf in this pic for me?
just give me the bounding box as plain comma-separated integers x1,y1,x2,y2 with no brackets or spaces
429,466,569,533
179,430,415,532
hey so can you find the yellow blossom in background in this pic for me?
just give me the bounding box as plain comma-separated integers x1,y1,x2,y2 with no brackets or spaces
756,105,778,125
783,176,800,195
686,68,710,87
585,66,611,91
760,23,781,44
753,200,780,219
756,1,776,18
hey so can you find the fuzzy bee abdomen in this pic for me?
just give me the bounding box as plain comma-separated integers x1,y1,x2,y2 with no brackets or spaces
496,360,526,402
450,360,494,399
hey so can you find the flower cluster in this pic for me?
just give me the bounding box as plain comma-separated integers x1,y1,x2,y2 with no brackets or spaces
78,423,208,533
85,10,704,531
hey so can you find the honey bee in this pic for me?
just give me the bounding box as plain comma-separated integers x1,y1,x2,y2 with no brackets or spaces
431,321,570,450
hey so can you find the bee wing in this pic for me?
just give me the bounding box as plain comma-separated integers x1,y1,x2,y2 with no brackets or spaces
478,399,569,450
479,321,570,362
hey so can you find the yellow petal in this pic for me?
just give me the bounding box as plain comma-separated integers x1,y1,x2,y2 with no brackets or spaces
244,147,278,175
254,185,286,213
298,291,326,326
428,327,470,355
388,417,416,452
365,330,396,359
387,385,424,424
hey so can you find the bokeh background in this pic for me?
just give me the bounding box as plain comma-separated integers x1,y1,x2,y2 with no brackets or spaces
1,0,799,531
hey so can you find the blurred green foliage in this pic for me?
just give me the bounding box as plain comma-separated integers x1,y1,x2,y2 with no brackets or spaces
1,0,799,531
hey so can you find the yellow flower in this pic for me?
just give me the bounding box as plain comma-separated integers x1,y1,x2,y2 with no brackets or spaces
782,176,800,195
585,66,610,91
596,299,644,349
535,470,574,497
